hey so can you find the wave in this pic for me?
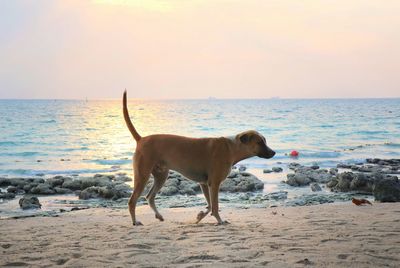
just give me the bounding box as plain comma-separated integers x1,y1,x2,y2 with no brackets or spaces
40,119,56,123
300,151,341,158
0,167,119,177
0,141,34,146
355,130,389,135
384,142,400,148
0,151,43,157
0,141,19,146
91,159,131,165
59,146,89,152
317,124,334,128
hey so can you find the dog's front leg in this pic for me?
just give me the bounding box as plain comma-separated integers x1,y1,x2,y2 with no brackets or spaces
209,180,229,225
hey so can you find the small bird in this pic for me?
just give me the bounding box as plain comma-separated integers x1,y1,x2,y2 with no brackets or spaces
352,198,372,206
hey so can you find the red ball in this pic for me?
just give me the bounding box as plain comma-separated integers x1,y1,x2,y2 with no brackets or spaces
290,150,299,157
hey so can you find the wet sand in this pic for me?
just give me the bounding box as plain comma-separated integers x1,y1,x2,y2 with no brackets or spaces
1,202,399,267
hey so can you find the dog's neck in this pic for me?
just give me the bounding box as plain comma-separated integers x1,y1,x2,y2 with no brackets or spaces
224,136,255,165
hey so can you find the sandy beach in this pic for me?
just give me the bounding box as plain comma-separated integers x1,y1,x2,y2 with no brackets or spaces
1,202,399,267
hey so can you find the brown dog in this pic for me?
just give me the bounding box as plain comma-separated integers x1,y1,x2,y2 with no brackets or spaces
123,91,275,225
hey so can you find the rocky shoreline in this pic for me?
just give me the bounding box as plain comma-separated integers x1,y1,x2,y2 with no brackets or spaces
285,158,400,202
1,158,399,215
0,170,265,211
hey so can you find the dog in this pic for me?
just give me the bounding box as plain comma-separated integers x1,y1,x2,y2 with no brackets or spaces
123,91,276,225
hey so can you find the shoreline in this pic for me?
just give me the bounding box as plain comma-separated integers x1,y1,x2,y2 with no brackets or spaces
1,202,399,267
1,158,399,219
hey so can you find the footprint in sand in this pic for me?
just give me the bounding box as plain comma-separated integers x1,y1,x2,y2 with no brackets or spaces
174,254,221,264
72,253,82,258
337,254,349,260
1,244,12,249
53,258,69,265
2,262,29,267
296,258,313,265
127,243,153,249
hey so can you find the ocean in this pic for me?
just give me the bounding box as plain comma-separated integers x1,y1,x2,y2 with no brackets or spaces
1,98,399,178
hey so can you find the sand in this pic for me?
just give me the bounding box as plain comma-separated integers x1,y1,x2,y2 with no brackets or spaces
1,202,399,267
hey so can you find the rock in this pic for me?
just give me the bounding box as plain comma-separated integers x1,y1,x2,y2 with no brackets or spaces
272,167,283,173
79,187,95,199
47,176,67,187
158,177,180,196
373,177,400,202
288,163,301,170
0,178,11,187
0,192,16,199
114,175,132,182
80,176,112,189
310,165,319,170
54,187,73,194
367,158,400,166
349,173,374,193
19,196,41,210
227,170,239,178
62,179,82,190
310,183,322,192
9,178,27,188
239,165,246,171
329,168,338,175
328,172,387,194
286,165,333,186
263,169,273,174
264,191,288,200
333,172,354,192
7,186,18,193
79,184,132,200
30,183,55,195
221,172,264,192
178,180,200,195
286,173,311,186
337,163,352,169
327,178,338,188
159,185,179,196
113,183,133,199
285,194,350,206
71,207,87,211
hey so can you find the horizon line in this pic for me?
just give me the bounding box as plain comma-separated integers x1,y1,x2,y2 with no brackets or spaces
0,97,400,101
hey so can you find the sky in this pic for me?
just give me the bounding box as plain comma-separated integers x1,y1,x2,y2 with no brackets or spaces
0,0,399,99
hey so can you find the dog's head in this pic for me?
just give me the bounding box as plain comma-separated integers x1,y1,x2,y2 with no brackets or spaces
236,130,276,159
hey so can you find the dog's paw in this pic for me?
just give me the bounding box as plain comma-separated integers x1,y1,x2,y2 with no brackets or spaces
155,214,164,222
133,220,143,226
215,220,230,226
195,211,208,223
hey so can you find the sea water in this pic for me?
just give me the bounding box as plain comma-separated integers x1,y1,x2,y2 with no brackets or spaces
1,98,399,177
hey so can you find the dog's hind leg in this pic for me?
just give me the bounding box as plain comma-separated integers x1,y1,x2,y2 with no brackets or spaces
128,154,153,226
146,166,168,221
196,183,211,223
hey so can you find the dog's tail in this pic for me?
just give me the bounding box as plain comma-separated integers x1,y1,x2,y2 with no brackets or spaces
123,90,141,142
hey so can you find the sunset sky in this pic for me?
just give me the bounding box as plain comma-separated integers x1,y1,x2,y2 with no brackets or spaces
1,0,399,99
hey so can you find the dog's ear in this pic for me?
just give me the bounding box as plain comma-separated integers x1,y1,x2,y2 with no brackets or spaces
239,133,252,144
